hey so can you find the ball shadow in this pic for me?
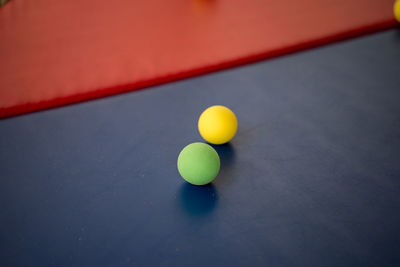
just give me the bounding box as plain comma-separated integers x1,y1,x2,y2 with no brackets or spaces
211,143,235,167
395,27,400,41
210,143,236,185
178,183,218,217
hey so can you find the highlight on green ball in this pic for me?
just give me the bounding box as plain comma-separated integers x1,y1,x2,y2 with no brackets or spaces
177,142,220,185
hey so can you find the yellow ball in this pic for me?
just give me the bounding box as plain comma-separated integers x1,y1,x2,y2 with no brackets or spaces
198,105,238,145
395,0,400,23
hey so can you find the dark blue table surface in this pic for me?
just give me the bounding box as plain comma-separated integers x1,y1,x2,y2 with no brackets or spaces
1,30,400,267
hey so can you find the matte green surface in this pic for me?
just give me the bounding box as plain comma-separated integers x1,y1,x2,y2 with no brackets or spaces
177,142,220,185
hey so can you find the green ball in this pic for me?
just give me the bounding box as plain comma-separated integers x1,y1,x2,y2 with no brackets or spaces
177,142,220,185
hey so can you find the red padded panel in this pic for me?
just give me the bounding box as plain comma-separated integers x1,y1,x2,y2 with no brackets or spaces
0,0,396,118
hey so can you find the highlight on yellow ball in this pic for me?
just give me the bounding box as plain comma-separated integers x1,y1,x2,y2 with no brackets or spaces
198,105,238,145
395,0,400,23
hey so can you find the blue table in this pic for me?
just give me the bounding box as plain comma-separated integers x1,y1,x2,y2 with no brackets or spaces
1,30,400,267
